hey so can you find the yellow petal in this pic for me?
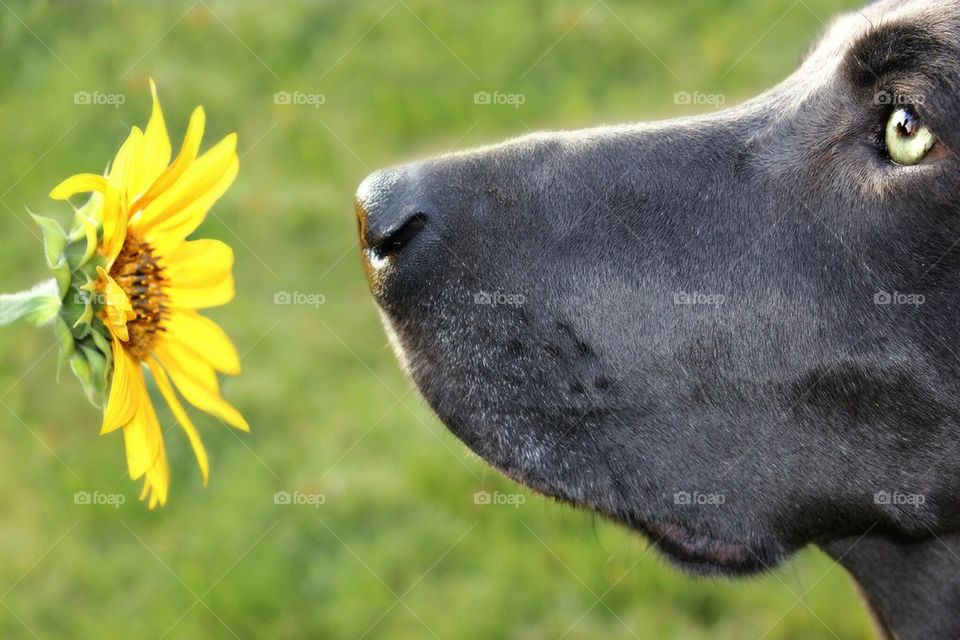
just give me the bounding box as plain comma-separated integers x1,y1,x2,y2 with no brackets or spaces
123,418,151,479
102,128,143,264
165,275,235,310
163,309,241,375
109,126,143,200
131,105,205,216
147,357,210,484
122,383,164,480
162,239,236,309
134,133,239,252
101,336,142,434
49,173,107,200
134,396,169,509
163,238,234,280
130,79,172,200
153,339,249,432
96,267,135,341
101,184,126,266
149,467,169,508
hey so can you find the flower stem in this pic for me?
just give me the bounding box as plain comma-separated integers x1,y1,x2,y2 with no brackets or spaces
0,278,61,327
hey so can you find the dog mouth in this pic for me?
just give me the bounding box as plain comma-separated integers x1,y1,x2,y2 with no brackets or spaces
493,455,783,576
626,518,774,575
361,211,802,577
375,307,788,577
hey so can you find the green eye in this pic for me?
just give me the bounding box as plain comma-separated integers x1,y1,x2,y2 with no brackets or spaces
885,106,936,165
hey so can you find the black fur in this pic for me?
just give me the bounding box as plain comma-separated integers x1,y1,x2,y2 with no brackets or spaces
355,1,960,637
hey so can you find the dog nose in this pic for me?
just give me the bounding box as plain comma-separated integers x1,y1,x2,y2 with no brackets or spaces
355,168,430,261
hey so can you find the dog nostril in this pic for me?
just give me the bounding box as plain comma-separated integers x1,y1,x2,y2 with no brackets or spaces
369,211,428,260
355,167,434,264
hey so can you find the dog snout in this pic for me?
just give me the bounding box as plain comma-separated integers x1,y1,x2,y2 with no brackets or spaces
355,167,431,262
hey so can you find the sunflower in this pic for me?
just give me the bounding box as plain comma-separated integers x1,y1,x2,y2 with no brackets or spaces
48,81,248,508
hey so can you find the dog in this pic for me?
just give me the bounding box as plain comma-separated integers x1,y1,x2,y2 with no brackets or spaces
354,1,960,637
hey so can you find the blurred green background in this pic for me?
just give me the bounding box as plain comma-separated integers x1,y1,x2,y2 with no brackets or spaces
0,1,874,638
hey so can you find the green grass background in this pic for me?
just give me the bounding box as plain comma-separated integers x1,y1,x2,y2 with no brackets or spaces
0,1,874,638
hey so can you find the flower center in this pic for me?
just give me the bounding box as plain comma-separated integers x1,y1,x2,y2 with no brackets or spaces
110,234,167,361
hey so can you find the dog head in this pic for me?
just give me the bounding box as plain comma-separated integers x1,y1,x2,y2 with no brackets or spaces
356,0,960,576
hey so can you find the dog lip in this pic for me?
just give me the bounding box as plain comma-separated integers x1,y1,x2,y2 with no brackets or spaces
492,463,772,574
641,520,762,574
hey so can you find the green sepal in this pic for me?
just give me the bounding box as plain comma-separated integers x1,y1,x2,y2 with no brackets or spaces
0,279,61,327
51,255,71,298
89,320,112,356
13,187,113,409
65,211,99,270
69,355,91,395
89,318,113,384
64,239,90,271
29,212,68,270
74,190,103,227
70,347,106,408
55,315,75,381
73,300,95,334
62,327,112,409
78,344,108,407
61,285,93,341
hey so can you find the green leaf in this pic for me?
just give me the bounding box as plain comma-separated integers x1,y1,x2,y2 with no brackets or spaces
29,213,67,269
0,279,61,326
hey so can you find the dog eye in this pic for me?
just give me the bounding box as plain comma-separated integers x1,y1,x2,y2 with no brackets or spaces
885,106,936,165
